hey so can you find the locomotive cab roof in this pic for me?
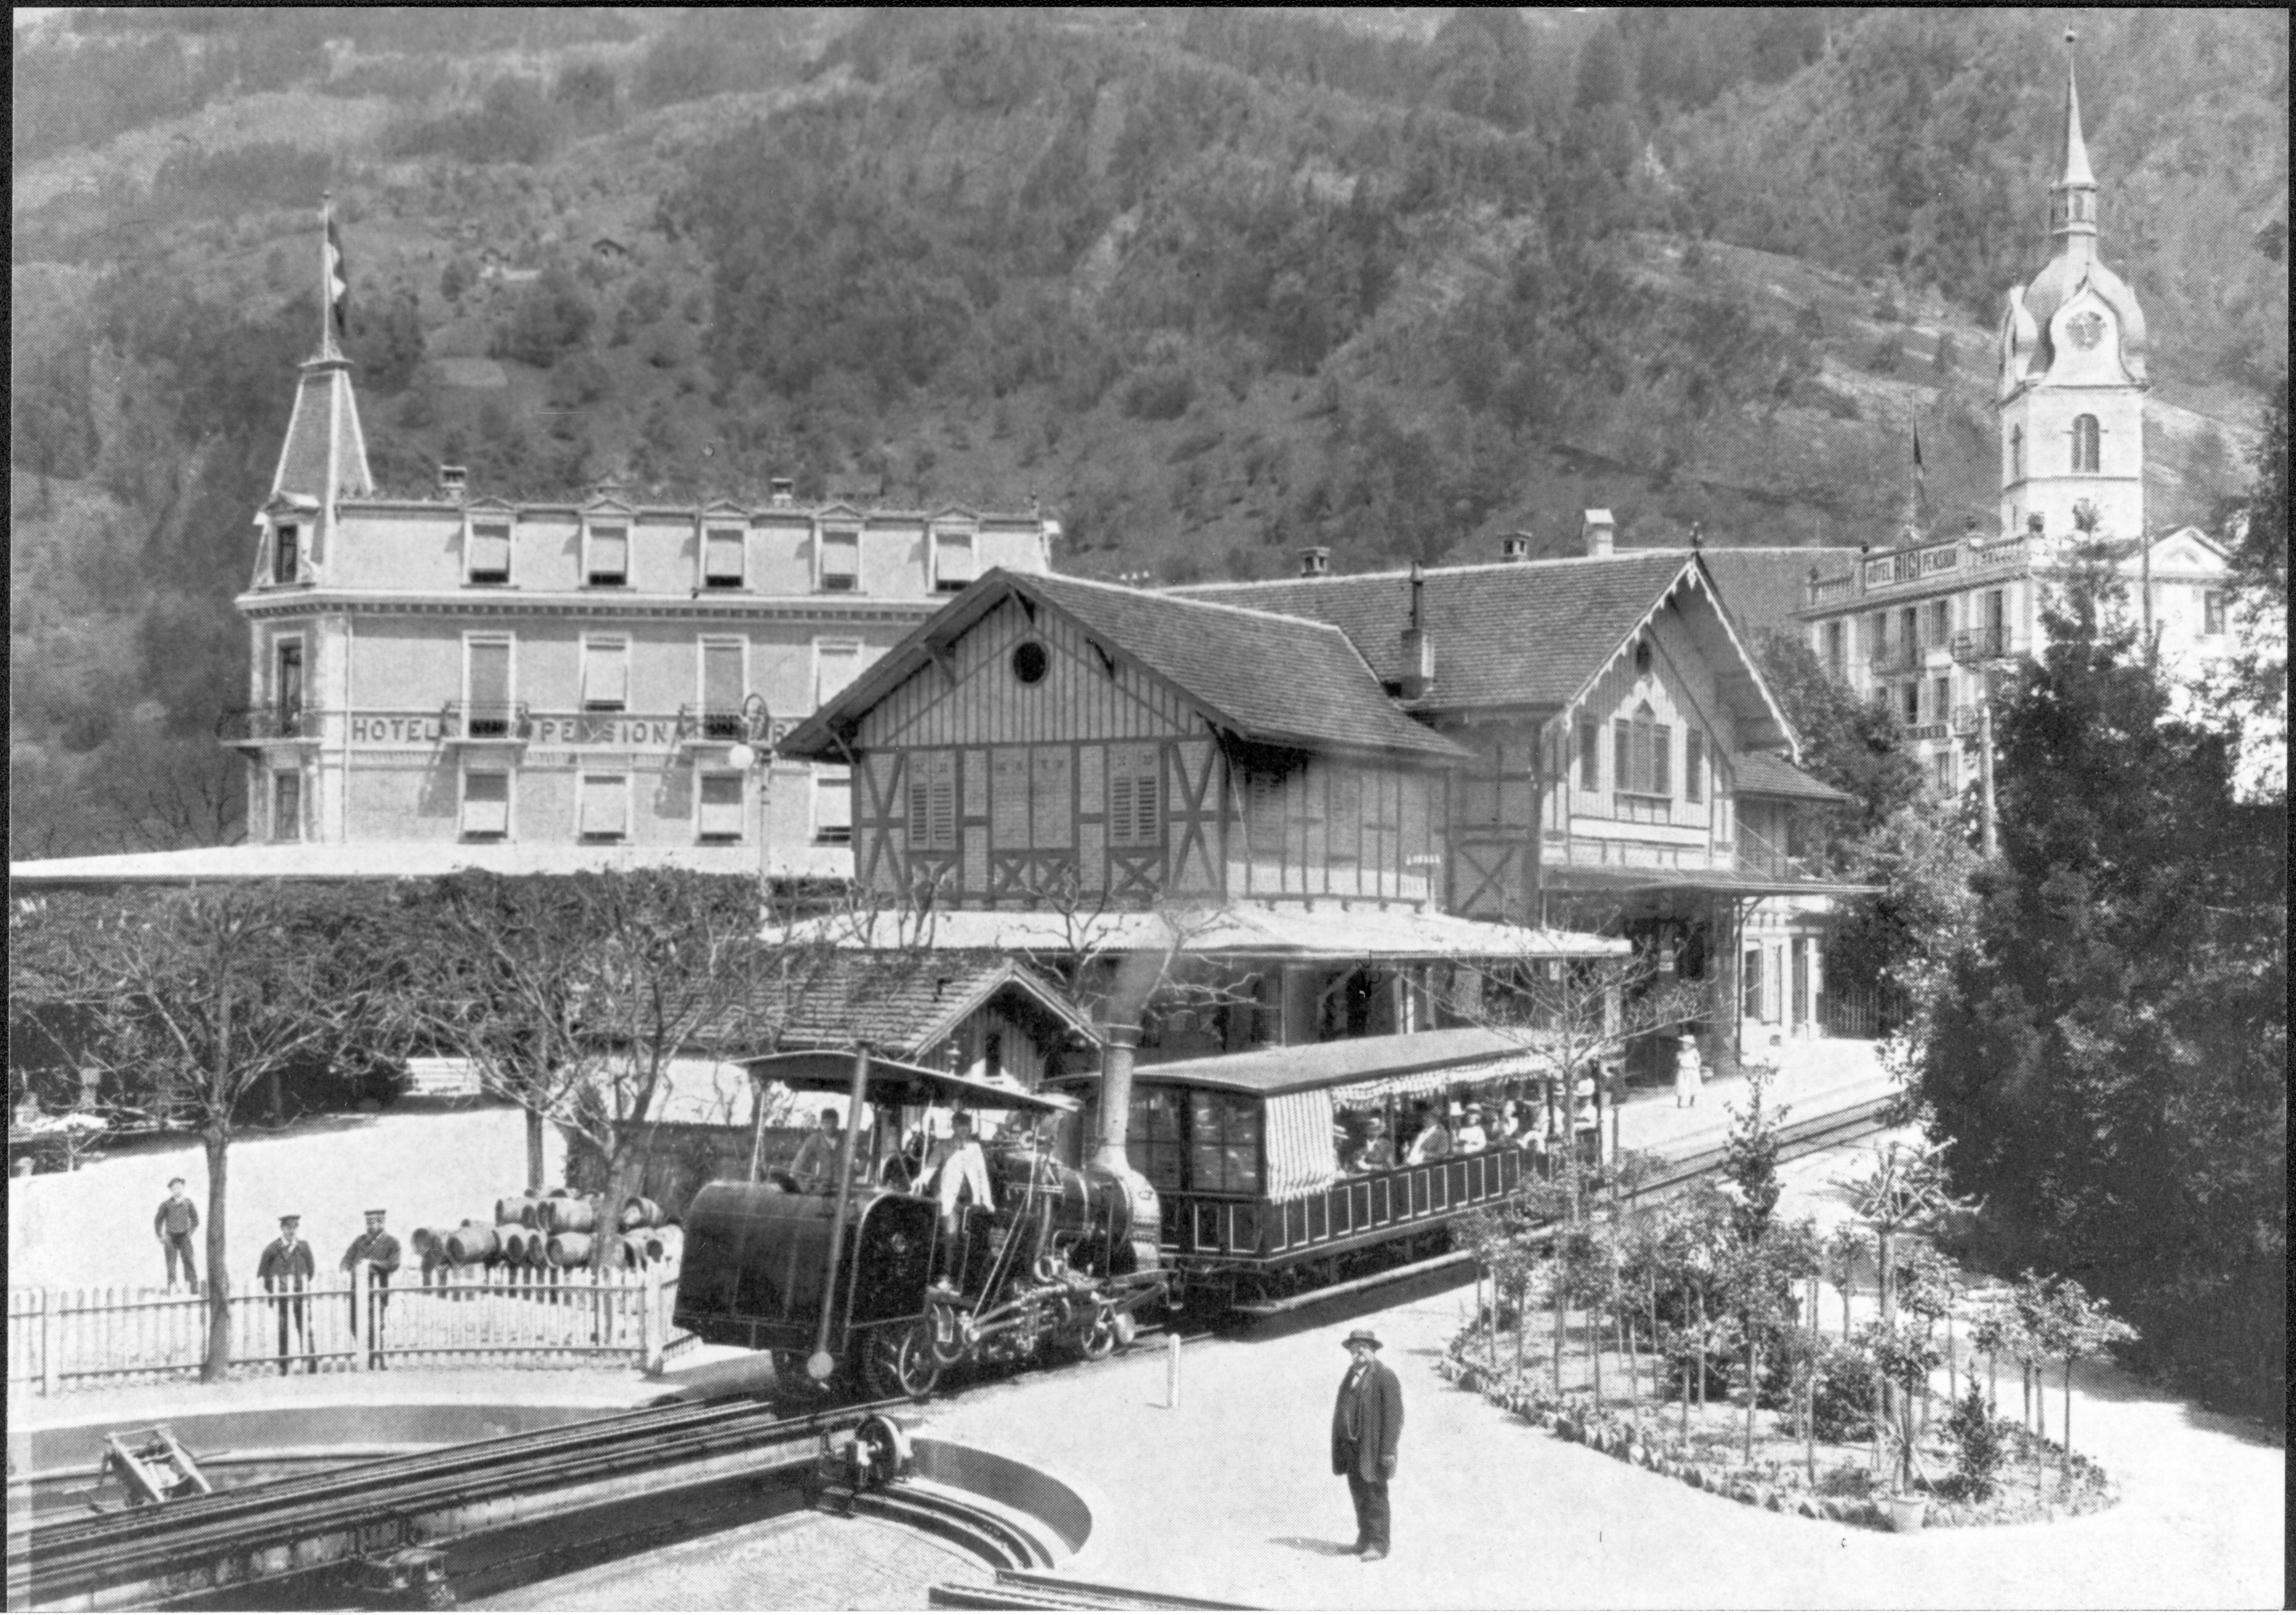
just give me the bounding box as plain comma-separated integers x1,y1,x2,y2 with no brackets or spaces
738,1049,1080,1115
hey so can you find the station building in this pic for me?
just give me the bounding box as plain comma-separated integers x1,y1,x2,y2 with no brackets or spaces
223,343,1057,874
1796,53,2235,798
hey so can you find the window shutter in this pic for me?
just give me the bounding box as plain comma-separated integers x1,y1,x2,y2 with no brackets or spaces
468,641,510,708
935,531,976,590
698,772,745,839
812,769,852,844
1109,776,1135,843
468,523,511,582
582,641,628,709
820,529,860,588
1652,724,1671,797
1578,719,1599,789
907,753,955,849
1685,732,1703,803
704,528,744,586
587,524,627,584
1031,747,1072,847
462,771,510,836
1614,722,1631,793
579,774,627,839
702,643,743,714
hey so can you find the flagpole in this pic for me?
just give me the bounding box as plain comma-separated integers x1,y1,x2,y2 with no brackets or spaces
320,191,337,360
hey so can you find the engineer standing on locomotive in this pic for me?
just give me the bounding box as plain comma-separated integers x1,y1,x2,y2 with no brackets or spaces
932,1111,994,1289
1331,1327,1402,1561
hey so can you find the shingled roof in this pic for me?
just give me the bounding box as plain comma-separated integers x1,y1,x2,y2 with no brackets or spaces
781,571,1469,764
696,951,1099,1058
1731,751,1853,803
1181,553,1705,712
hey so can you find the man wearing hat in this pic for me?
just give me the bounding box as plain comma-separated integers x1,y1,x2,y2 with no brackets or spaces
1348,1116,1394,1175
1331,1326,1403,1561
153,1176,200,1289
257,1214,316,1375
1455,1103,1489,1155
340,1209,403,1369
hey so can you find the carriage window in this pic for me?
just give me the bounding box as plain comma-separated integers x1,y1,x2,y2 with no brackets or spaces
1188,1091,1261,1196
1126,1086,1185,1193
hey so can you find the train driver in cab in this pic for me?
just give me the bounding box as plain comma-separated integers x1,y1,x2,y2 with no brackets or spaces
789,1106,845,1187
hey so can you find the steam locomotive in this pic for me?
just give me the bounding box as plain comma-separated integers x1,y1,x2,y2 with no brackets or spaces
673,1051,1165,1401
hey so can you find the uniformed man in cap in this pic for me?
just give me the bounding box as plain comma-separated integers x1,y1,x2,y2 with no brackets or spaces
932,1111,993,1291
257,1214,316,1374
1331,1326,1402,1560
340,1208,402,1368
153,1176,200,1289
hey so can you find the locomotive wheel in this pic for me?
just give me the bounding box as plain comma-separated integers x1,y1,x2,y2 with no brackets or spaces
1077,1303,1119,1362
927,1298,968,1368
771,1350,830,1398
861,1320,941,1402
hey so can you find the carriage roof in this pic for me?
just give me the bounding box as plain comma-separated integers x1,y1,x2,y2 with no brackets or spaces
738,1049,1080,1114
1127,1026,1574,1101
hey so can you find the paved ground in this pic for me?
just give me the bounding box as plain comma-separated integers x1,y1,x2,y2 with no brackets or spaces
7,1104,568,1294
463,1510,978,1612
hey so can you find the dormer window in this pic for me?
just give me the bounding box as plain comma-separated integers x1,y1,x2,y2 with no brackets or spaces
703,526,745,589
933,528,976,593
271,523,301,586
2072,415,2100,475
466,521,511,586
586,522,629,587
819,528,860,592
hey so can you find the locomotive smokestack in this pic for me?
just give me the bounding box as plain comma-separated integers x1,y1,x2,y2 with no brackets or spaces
1097,1023,1140,1171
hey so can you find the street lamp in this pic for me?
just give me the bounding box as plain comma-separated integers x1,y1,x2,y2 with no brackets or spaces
725,694,775,901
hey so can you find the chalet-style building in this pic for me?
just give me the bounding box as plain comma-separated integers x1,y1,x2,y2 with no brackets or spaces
220,340,1057,870
783,545,1856,1077
1797,49,2234,797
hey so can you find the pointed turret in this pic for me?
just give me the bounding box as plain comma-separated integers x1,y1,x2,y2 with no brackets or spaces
2047,32,2098,254
271,354,373,506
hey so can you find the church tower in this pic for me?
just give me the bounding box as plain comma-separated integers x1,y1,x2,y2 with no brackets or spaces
1995,36,2148,540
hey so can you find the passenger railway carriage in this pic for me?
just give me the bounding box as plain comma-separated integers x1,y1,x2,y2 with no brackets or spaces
1047,1026,1601,1313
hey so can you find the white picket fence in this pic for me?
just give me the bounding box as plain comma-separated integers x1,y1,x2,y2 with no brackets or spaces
7,1264,686,1394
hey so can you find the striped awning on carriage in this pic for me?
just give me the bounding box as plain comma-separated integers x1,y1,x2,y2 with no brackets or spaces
1326,1045,1555,1109
1265,1088,1342,1202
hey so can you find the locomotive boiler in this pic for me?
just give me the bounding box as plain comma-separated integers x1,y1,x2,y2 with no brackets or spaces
673,1051,1164,1401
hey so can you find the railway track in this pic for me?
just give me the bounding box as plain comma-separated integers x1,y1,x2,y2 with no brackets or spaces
9,1397,904,1611
928,1567,1253,1610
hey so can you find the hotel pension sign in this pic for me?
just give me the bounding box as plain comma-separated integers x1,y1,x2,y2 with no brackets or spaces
352,712,708,747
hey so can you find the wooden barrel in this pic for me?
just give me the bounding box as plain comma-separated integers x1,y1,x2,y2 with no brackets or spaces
545,1232,592,1268
542,1197,596,1234
445,1223,497,1266
643,1226,683,1265
492,1223,526,1262
496,1195,542,1228
618,1196,663,1232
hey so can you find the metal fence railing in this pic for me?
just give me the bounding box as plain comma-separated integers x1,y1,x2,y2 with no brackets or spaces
8,1264,681,1395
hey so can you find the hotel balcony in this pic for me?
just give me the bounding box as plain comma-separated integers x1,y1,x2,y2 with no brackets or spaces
216,705,318,749
1950,705,1983,737
1950,625,2012,663
676,702,757,747
1866,642,1924,676
438,701,532,743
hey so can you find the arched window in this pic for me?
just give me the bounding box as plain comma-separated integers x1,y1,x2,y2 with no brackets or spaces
2008,426,2024,483
2072,415,2100,474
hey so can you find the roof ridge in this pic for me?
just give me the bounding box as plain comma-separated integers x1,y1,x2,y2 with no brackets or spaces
1173,552,1695,591
1031,571,1365,638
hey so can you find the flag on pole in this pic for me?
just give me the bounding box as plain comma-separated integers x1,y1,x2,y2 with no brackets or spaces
325,214,350,336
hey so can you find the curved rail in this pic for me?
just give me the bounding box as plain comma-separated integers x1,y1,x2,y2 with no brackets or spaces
11,1397,902,1611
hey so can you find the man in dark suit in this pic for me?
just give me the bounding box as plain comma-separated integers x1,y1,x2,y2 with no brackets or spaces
1330,1326,1402,1561
257,1214,316,1374
340,1208,402,1369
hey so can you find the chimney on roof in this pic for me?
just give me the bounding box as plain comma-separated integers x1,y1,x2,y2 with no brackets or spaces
1500,532,1533,563
1582,509,1615,558
1399,562,1436,701
438,464,468,503
1299,546,1330,578
768,477,796,508
1689,521,1704,552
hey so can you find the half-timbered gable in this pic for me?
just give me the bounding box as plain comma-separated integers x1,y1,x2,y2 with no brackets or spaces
783,572,1470,910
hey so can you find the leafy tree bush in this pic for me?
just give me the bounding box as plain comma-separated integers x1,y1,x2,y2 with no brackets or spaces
1939,1384,2008,1500
1121,365,1196,422
493,266,596,369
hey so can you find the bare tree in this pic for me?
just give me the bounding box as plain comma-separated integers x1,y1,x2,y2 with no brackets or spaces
382,869,816,1266
9,883,391,1381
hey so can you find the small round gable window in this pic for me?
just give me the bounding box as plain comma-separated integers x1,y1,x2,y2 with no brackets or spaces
1012,641,1049,686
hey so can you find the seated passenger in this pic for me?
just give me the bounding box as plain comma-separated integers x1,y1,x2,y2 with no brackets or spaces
1404,1107,1451,1166
1349,1116,1395,1174
1494,1100,1525,1146
1454,1103,1489,1154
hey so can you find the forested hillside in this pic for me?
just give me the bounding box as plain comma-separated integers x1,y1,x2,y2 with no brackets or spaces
10,7,2286,855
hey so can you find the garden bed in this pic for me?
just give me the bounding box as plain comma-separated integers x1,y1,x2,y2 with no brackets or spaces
1437,1340,2118,1532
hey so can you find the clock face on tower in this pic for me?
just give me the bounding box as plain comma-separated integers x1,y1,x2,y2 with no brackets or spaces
2066,311,2106,351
